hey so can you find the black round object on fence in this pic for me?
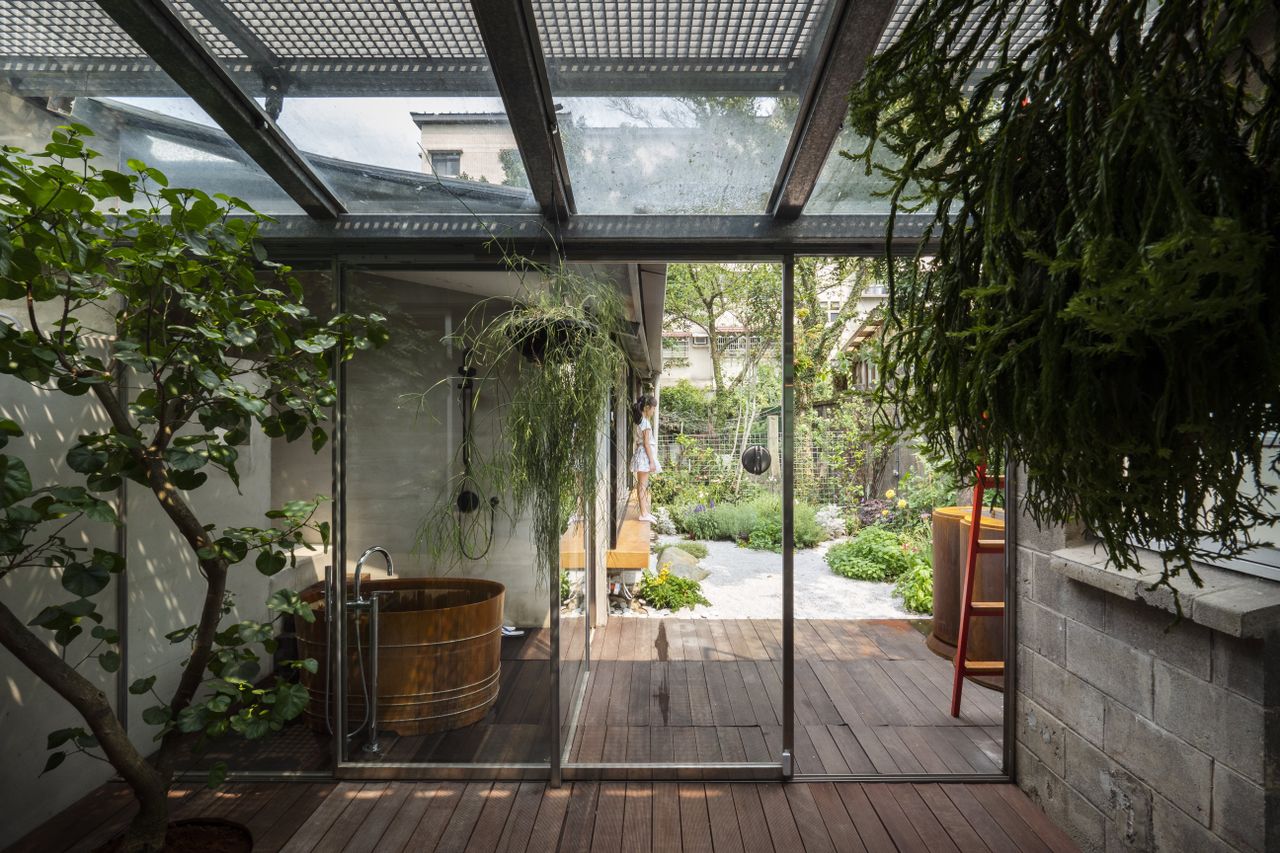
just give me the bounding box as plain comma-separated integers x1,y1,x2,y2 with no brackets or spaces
741,445,771,475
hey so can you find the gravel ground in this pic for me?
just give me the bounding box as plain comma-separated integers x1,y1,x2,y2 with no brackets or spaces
644,535,916,620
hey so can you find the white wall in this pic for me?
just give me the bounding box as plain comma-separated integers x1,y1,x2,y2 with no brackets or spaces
0,311,280,847
0,302,119,847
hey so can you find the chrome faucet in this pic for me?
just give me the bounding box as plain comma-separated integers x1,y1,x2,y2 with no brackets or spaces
353,546,394,603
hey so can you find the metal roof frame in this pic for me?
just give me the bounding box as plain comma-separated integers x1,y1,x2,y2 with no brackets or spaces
767,0,898,219
94,0,345,218
26,0,912,237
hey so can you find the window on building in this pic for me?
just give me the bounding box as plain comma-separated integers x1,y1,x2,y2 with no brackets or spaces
825,301,842,323
429,150,462,177
662,336,689,358
865,283,889,296
691,334,709,347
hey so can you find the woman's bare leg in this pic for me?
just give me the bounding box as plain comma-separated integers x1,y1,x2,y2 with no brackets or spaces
636,471,650,518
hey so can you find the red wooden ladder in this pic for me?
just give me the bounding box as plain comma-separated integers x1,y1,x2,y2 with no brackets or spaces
950,463,1006,718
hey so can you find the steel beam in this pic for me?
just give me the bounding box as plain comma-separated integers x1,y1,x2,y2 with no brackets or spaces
470,0,574,221
255,214,934,261
767,0,898,219
93,0,345,218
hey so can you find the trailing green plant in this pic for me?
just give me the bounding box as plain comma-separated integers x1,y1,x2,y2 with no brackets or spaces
427,247,628,594
637,563,710,612
560,569,572,605
671,540,708,560
826,526,920,581
851,0,1280,596
0,126,384,850
893,557,934,615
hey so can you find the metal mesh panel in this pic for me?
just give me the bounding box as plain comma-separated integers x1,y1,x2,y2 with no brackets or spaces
0,1,145,58
532,0,827,63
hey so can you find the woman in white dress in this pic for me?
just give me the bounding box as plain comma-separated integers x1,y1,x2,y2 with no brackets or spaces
630,394,660,522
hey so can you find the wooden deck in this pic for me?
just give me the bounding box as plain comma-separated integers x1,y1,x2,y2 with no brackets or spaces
170,619,1000,774
570,619,1004,774
8,778,1077,853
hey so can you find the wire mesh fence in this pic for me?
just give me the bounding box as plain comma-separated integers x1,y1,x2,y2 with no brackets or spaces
655,427,893,507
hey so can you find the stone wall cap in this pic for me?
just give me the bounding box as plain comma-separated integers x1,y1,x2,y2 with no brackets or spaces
1049,544,1280,638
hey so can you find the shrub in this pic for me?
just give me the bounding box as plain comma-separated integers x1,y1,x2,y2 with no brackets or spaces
638,564,710,612
672,540,708,559
893,558,933,614
815,504,848,539
560,569,572,604
676,504,719,540
651,505,677,535
826,526,917,581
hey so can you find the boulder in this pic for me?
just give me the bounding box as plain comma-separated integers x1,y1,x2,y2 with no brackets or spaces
655,546,710,582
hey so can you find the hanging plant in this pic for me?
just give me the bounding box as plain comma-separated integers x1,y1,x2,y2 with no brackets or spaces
850,0,1280,593
415,255,628,586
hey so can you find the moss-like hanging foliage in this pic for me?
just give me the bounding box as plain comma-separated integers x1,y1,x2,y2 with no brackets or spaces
851,0,1280,592
450,259,628,586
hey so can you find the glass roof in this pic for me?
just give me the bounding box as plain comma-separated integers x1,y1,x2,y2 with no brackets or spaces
533,1,839,214
0,1,303,214
0,0,1050,229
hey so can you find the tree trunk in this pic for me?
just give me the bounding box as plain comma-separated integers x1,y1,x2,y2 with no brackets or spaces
0,598,170,852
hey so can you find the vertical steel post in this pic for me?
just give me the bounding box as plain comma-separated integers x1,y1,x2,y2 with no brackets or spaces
550,540,563,786
781,256,796,775
332,261,348,767
1003,453,1018,777
114,358,129,733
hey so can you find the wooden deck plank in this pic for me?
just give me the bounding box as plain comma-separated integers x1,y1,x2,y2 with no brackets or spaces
705,783,746,853
620,783,652,853
464,782,520,853
557,782,600,853
12,779,1078,853
651,783,681,853
677,783,714,853
806,783,868,853
495,782,548,853
589,783,626,853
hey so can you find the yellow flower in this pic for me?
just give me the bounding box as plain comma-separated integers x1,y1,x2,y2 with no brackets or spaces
884,489,896,499
897,499,908,509
880,509,889,517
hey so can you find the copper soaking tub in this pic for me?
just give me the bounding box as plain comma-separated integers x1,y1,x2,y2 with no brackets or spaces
297,577,505,735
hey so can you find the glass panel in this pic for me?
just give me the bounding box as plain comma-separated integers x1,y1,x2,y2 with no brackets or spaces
532,1,840,213
159,1,538,213
803,126,898,215
0,1,301,213
338,268,553,767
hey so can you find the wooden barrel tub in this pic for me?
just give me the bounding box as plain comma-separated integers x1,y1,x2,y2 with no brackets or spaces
296,577,505,735
927,507,1005,691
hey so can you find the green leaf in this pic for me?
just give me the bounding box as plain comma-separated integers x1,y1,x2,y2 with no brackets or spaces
142,705,171,726
0,419,21,449
98,650,120,673
273,682,310,721
90,625,120,643
255,550,286,577
0,455,32,507
46,728,86,749
129,675,157,695
225,322,256,348
66,445,108,475
62,561,111,597
207,761,228,788
41,751,66,775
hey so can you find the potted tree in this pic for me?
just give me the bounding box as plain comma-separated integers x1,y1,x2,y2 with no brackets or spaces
0,126,386,850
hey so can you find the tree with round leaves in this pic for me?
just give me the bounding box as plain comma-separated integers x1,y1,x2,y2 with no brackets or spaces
0,125,386,851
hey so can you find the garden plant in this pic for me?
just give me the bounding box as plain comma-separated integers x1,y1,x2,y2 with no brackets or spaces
0,127,386,850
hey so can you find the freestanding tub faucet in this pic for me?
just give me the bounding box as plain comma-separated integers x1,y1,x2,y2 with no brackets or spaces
353,545,394,603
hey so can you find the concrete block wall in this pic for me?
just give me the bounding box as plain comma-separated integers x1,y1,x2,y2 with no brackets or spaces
1014,509,1277,851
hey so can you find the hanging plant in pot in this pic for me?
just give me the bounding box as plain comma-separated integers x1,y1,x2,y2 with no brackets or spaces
850,0,1280,596
438,257,628,591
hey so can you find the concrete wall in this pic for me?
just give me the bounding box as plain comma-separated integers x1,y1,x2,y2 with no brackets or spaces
1013,471,1277,852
